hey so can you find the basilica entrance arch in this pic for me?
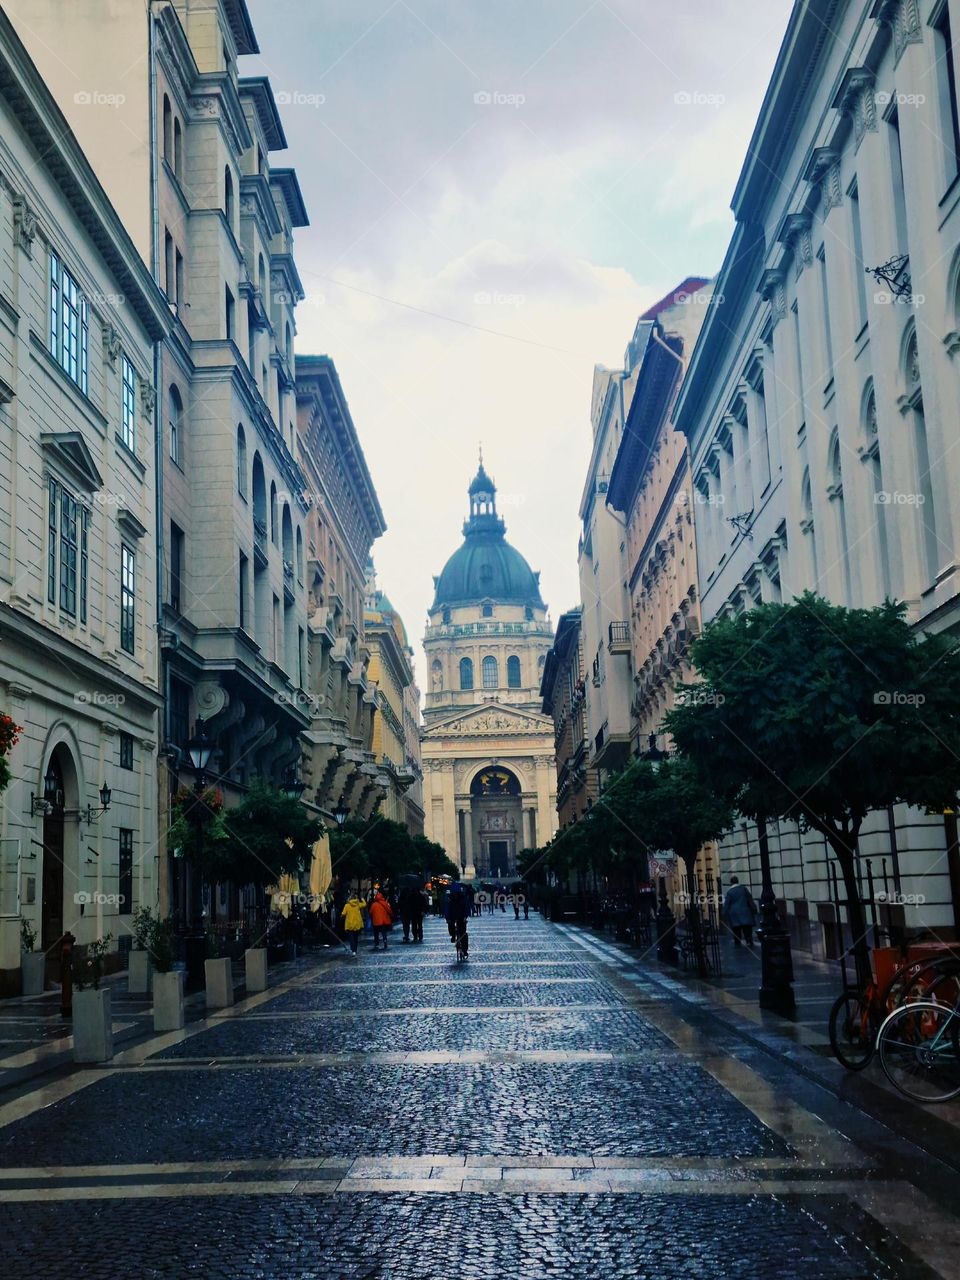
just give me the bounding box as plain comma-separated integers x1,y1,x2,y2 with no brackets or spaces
470,765,522,879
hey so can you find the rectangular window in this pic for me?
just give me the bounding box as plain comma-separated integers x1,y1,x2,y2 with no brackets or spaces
273,594,281,662
225,285,235,341
175,249,184,307
119,731,134,770
118,829,133,916
849,182,869,332
164,230,174,301
49,252,88,393
935,4,960,185
120,544,136,653
239,551,248,628
170,522,184,612
121,354,136,452
60,489,79,616
817,246,834,386
298,625,305,687
47,478,59,604
888,110,910,257
169,677,190,749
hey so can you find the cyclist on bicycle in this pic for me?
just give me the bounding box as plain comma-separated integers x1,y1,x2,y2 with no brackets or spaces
444,881,472,958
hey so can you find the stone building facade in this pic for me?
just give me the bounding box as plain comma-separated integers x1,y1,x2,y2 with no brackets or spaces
422,462,557,877
363,563,419,830
296,356,385,826
0,11,170,989
675,0,960,953
539,609,596,829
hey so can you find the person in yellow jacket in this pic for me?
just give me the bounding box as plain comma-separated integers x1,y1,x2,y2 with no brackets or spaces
341,894,366,956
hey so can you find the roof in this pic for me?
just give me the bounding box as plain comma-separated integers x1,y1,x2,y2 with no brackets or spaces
223,0,259,56
639,277,711,321
239,76,287,150
0,12,169,342
270,169,309,228
607,326,683,514
432,466,544,611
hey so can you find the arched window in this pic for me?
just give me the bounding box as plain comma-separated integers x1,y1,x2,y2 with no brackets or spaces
827,431,852,601
173,117,183,179
236,424,247,498
861,384,891,598
442,607,451,625
296,528,304,583
162,95,172,164
507,655,522,688
481,603,493,617
903,328,940,583
482,655,498,689
258,253,266,297
168,385,183,466
800,468,817,588
270,481,278,544
224,166,234,230
459,657,474,690
281,504,293,570
251,452,266,534
285,322,293,365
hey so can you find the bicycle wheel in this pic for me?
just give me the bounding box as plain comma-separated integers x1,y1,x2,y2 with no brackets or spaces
900,960,960,1008
828,991,876,1070
878,1002,960,1103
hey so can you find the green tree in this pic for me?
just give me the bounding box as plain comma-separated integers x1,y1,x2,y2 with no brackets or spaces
210,783,321,891
666,594,960,986
411,834,459,880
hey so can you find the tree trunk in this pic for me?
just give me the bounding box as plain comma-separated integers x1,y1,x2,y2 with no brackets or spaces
683,850,708,978
827,827,871,990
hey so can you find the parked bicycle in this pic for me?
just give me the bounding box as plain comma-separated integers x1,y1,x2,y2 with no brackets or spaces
877,996,960,1103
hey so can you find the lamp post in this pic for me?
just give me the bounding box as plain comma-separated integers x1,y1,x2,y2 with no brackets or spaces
183,719,213,987
755,814,795,1013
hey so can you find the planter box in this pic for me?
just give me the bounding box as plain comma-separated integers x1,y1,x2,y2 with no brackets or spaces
245,947,267,993
20,951,45,997
127,949,152,994
73,988,113,1063
204,956,234,1010
153,970,184,1031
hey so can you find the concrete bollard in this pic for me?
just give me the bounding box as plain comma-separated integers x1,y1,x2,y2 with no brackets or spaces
245,947,267,993
204,956,234,1009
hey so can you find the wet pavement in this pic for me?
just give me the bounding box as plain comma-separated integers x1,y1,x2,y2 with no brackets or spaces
0,910,958,1278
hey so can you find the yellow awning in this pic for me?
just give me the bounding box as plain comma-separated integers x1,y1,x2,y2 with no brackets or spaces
308,835,332,909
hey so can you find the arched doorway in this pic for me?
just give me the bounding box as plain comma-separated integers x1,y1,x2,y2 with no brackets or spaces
40,752,67,955
470,766,522,879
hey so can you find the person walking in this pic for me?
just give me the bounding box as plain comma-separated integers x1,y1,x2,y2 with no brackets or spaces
411,887,427,943
398,885,416,944
341,893,366,956
722,877,757,948
369,889,393,951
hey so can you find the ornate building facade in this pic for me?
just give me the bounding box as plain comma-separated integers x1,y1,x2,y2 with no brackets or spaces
422,462,557,878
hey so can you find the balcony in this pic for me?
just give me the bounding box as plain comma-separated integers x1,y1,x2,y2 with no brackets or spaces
592,653,601,687
608,621,631,654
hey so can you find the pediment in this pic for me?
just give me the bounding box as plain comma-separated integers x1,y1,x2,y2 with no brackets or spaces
424,703,553,739
41,431,103,493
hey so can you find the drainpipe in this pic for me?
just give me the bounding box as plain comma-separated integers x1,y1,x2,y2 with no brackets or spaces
148,5,167,912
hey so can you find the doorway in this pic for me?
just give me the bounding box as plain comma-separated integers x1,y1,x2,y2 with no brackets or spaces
488,840,510,879
41,755,66,955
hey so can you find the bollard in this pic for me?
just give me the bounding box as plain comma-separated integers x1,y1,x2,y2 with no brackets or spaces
60,931,76,1018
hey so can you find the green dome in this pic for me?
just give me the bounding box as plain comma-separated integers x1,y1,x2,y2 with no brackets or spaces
433,462,544,610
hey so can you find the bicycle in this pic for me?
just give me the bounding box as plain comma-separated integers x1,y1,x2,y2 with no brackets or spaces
877,997,960,1103
828,951,960,1071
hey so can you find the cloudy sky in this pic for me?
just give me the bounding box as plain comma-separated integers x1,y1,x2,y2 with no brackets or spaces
246,0,794,687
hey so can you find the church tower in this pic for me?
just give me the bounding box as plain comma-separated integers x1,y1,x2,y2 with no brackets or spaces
421,458,558,879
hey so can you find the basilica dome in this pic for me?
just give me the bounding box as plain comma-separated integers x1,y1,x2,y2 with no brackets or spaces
432,463,545,610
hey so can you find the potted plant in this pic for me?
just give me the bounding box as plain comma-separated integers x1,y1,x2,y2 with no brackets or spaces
204,926,233,1010
128,906,154,994
73,935,113,1063
20,919,45,997
149,914,183,1031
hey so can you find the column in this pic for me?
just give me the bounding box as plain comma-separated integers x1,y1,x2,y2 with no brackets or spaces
521,807,533,851
462,810,476,881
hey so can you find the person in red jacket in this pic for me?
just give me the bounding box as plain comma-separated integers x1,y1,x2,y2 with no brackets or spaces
368,889,393,951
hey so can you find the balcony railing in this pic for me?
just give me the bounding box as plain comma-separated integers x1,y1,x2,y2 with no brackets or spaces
608,621,631,654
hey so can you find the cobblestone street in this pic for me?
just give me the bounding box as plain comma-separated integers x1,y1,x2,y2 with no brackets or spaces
1,911,959,1278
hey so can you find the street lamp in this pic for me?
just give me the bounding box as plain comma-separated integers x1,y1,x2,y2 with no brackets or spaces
332,800,350,830
183,718,213,986
281,767,305,800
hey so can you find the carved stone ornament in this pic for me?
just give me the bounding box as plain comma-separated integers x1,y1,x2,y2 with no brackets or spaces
139,377,157,418
835,68,878,150
12,195,37,256
101,323,122,369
